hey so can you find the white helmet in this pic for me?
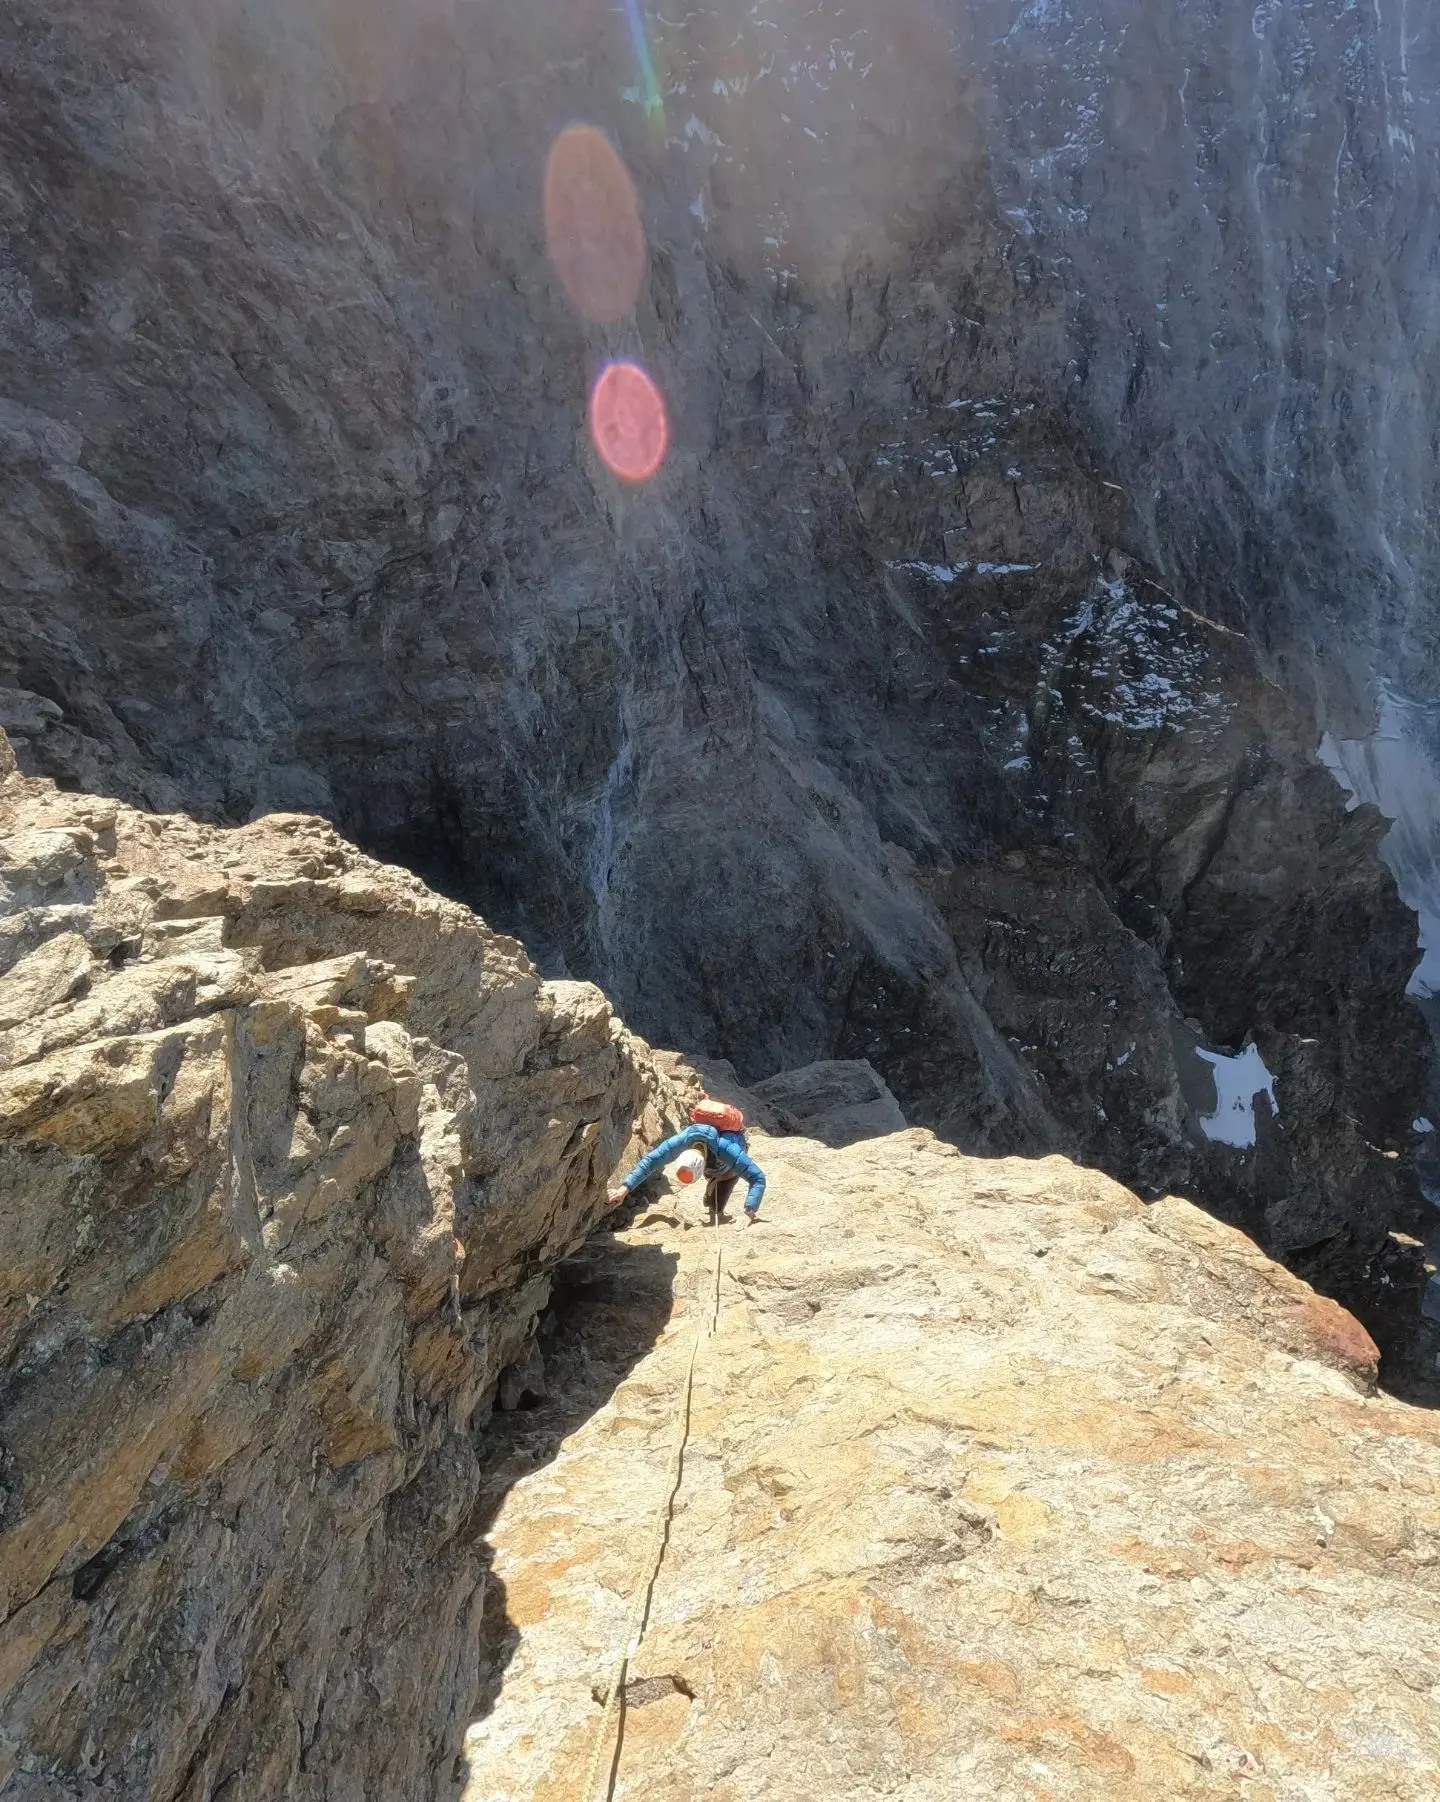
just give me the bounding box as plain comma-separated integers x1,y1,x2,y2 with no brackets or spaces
674,1148,706,1186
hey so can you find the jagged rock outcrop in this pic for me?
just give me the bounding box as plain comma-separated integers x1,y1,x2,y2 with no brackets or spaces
464,1123,1440,1802
0,734,694,1799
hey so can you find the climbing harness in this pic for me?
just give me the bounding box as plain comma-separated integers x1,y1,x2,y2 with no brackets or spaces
580,1212,724,1802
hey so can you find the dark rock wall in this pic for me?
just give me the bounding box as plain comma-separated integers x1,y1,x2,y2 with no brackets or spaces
0,1,1431,1308
973,0,1440,707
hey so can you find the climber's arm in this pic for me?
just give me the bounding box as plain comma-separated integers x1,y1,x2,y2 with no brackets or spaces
610,1126,710,1202
729,1146,767,1217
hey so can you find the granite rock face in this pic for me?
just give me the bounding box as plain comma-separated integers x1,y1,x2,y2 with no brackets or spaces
0,3,1432,1335
463,1124,1440,1802
0,751,1436,1799
0,733,694,1799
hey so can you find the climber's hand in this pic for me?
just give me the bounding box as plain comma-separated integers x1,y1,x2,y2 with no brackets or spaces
607,1186,630,1208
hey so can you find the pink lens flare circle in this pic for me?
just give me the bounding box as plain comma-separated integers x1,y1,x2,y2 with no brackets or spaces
589,361,669,484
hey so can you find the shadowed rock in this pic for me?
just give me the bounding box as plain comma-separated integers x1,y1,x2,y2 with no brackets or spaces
0,0,1426,1299
752,1058,908,1147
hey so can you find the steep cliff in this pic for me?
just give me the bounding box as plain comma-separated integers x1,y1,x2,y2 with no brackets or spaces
0,1,1431,1337
0,732,694,1798
3,6,1440,1791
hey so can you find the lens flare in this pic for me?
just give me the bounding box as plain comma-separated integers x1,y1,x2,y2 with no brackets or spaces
589,362,669,484
622,0,665,119
544,125,646,326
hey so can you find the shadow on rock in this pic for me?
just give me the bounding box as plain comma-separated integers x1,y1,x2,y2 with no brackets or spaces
453,1210,680,1785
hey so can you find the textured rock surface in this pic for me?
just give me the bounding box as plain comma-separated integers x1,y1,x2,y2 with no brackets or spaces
0,734,694,1799
462,1125,1440,1802
750,1058,907,1147
5,10,1440,1784
0,6,1432,1362
970,0,1440,707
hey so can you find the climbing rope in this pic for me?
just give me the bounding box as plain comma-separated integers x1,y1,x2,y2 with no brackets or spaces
580,1209,724,1802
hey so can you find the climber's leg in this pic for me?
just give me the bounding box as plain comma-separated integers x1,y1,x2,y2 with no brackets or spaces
706,1175,738,1222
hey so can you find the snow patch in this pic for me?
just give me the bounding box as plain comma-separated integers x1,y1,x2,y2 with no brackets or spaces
1318,687,1440,995
887,559,1041,583
888,559,960,583
1194,1043,1278,1149
1063,580,1220,732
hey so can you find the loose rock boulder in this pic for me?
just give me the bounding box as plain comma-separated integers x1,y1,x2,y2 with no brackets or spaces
752,1058,908,1147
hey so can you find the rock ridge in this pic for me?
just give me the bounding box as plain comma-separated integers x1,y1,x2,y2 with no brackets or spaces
0,731,695,1798
464,1120,1440,1802
1,746,1437,1800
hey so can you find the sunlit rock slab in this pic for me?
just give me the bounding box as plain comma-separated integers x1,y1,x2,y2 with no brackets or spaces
463,1129,1440,1802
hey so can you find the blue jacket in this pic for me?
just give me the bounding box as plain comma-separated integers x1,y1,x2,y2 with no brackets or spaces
620,1125,767,1214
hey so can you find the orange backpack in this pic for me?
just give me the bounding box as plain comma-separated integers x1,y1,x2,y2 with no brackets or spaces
690,1099,745,1134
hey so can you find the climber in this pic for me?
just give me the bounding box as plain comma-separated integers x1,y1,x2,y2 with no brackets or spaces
609,1100,767,1225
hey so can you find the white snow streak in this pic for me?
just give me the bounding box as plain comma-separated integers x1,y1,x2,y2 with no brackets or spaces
1319,686,1440,996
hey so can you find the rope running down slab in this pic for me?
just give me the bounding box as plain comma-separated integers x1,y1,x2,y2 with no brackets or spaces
580,1214,724,1802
